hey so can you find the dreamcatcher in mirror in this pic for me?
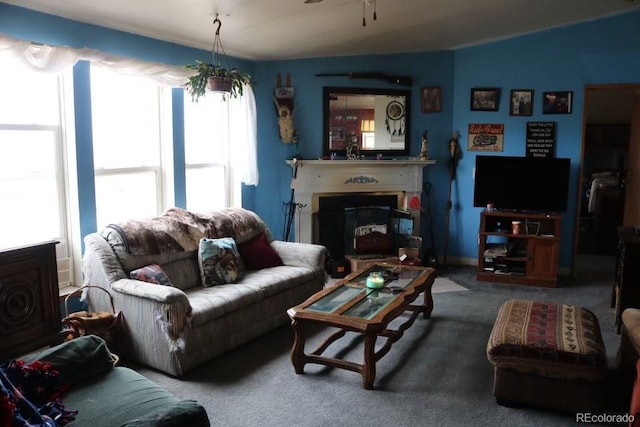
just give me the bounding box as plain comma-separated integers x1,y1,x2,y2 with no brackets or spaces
385,99,405,138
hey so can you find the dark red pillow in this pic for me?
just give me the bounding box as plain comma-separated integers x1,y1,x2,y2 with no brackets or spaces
238,232,283,270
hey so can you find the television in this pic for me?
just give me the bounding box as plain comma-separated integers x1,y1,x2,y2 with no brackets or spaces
473,155,571,213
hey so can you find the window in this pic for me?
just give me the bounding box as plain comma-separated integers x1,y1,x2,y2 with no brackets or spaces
184,92,237,212
90,65,173,229
0,67,76,287
0,39,255,292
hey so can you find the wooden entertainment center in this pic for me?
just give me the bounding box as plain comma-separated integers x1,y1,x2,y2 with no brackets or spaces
477,210,561,287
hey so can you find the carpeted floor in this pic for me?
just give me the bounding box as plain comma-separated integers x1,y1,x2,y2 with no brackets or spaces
431,276,468,294
127,263,626,427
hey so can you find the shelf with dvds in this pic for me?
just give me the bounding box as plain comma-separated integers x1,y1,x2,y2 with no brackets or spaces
477,210,561,287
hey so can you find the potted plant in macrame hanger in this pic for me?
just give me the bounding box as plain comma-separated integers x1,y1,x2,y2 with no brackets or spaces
184,14,251,102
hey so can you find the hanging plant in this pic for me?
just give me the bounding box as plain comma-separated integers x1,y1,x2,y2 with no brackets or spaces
184,15,251,102
185,60,251,101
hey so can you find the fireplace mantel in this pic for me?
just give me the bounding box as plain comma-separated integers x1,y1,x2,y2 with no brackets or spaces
286,159,436,244
286,159,436,167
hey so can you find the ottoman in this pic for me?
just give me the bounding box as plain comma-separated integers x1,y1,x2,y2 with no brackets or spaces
486,299,609,413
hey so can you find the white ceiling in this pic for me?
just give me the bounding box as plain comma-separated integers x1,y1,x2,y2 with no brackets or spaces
3,0,640,61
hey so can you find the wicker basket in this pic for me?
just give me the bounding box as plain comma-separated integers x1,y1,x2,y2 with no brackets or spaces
62,285,123,348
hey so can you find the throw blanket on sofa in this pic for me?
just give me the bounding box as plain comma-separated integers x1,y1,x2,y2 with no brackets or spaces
105,207,267,256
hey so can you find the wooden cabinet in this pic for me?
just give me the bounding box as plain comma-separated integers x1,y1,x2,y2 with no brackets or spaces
477,211,561,287
0,241,61,359
612,227,640,333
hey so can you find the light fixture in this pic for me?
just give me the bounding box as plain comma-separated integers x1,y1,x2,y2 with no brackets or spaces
304,0,323,3
362,0,377,27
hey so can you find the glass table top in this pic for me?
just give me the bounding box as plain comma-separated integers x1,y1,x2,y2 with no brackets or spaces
343,290,397,319
306,265,426,320
306,285,366,314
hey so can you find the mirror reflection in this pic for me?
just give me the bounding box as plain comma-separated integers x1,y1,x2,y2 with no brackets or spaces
323,87,411,157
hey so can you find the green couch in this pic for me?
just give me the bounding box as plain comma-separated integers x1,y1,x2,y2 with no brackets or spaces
20,335,210,426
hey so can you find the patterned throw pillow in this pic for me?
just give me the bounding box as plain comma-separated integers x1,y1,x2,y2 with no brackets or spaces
129,264,173,286
237,232,283,270
198,237,243,287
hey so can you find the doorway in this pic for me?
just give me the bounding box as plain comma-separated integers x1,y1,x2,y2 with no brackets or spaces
574,84,640,282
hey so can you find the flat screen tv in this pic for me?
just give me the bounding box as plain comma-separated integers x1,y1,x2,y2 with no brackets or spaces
473,155,571,213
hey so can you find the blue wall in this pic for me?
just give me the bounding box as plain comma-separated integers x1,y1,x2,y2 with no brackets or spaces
251,52,455,240
450,12,640,266
1,3,639,269
0,3,253,242
252,11,640,268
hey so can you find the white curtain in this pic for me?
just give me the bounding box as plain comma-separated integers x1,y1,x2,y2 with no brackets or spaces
0,32,259,184
0,35,88,74
0,33,193,84
229,84,259,186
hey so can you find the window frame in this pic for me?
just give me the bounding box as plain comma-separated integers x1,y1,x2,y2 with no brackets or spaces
0,69,79,290
183,92,239,211
90,65,174,229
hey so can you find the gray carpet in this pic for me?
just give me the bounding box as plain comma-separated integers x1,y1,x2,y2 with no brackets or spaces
127,263,626,427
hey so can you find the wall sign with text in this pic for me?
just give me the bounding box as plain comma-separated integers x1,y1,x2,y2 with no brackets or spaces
526,122,556,158
467,123,504,152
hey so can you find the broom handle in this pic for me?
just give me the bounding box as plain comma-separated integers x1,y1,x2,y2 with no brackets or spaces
443,158,456,266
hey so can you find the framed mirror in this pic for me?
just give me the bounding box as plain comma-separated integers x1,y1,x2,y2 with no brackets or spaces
323,86,411,157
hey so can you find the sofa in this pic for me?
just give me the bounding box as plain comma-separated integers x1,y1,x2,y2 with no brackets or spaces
1,335,209,426
82,207,326,377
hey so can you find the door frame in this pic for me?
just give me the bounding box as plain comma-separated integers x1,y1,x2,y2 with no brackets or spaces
572,83,640,276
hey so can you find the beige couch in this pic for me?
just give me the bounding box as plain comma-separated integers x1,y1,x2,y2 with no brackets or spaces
82,207,326,377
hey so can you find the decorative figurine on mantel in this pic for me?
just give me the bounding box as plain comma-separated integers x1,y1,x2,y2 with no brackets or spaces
346,134,360,159
419,131,430,160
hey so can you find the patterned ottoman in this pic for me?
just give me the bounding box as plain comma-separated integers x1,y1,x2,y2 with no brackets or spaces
486,299,608,412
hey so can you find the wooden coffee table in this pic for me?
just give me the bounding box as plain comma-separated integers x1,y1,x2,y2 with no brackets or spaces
287,263,436,389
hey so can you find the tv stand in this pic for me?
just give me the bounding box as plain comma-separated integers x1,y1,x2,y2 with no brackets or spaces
477,210,561,287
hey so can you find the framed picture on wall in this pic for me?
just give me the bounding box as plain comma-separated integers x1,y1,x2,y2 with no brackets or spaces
470,88,500,111
543,91,573,114
509,89,534,116
421,86,442,113
330,127,345,141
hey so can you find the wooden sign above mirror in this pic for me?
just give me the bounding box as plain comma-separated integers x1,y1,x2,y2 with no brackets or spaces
323,87,411,158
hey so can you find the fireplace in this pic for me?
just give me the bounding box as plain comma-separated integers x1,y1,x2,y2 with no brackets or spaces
315,193,416,260
286,159,435,258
